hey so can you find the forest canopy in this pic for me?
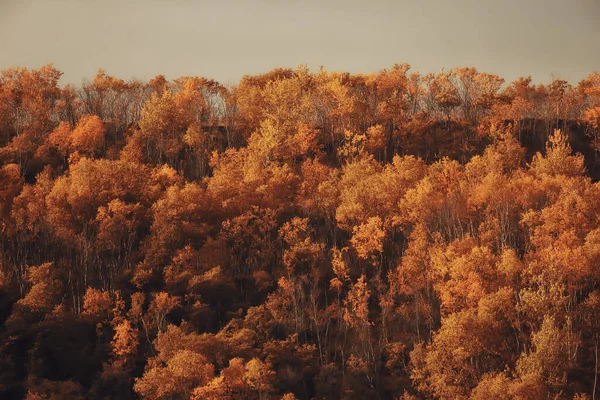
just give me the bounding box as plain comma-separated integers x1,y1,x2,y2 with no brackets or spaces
1,64,600,399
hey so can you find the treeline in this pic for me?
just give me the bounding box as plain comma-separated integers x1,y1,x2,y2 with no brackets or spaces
0,64,600,399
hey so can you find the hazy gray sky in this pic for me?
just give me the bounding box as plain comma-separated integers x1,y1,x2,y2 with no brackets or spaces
1,0,599,86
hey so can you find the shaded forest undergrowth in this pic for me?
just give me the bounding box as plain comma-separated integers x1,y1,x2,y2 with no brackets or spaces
2,64,600,399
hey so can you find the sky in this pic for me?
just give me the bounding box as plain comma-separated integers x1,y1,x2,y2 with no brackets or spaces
1,0,599,87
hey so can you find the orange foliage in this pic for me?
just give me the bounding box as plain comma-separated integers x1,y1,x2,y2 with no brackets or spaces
2,64,600,400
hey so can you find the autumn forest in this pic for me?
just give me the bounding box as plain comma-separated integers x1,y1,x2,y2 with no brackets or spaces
2,64,600,399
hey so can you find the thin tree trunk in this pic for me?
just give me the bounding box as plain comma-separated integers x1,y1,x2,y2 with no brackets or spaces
594,340,598,400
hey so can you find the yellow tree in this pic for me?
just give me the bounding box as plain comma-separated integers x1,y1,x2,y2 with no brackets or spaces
69,114,106,157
